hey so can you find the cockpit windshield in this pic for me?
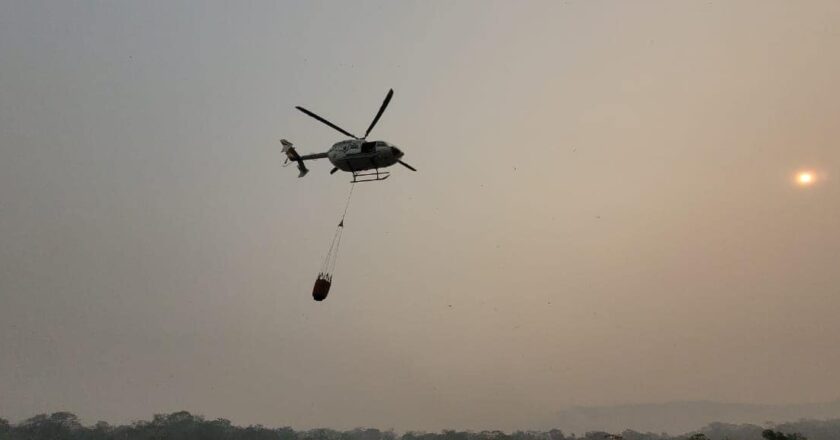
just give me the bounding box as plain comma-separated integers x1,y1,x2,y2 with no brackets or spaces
361,141,377,153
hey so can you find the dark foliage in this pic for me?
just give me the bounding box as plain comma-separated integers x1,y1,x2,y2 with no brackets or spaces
2,412,838,440
761,430,806,440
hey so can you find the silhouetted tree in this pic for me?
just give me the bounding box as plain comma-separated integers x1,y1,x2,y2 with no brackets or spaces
0,418,10,440
581,431,614,440
545,429,566,440
15,413,85,440
762,429,806,440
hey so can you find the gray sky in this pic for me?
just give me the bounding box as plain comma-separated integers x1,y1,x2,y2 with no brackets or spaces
2,0,840,432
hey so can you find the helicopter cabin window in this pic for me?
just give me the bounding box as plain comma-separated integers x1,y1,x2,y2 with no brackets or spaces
361,141,377,154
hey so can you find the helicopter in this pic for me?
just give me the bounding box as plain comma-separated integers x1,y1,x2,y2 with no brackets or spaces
281,89,416,182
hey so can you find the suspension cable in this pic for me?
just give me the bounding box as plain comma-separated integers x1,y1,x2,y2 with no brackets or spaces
319,183,356,277
340,182,355,224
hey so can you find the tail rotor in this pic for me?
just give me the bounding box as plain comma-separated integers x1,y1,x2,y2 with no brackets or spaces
281,139,309,177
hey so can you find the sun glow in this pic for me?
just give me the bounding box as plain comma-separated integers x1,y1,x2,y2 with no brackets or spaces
795,170,819,187
798,172,814,184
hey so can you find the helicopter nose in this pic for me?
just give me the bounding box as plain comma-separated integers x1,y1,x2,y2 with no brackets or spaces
391,146,404,158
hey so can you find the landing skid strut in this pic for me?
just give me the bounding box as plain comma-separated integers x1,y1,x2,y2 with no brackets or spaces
351,169,390,183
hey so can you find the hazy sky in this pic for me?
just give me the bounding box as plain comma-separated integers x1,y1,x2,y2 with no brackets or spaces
2,0,840,432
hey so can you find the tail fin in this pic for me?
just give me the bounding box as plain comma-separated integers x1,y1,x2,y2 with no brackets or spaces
280,139,309,177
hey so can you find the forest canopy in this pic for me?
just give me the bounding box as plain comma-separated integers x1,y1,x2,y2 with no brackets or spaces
2,411,839,440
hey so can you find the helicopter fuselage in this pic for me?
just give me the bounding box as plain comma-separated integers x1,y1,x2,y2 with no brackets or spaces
283,88,415,181
327,139,404,172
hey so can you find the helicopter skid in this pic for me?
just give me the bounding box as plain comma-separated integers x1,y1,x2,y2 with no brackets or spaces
351,169,390,183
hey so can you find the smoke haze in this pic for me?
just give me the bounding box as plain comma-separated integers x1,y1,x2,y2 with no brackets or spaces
2,0,840,432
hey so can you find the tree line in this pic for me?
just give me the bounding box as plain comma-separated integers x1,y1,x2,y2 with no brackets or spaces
2,411,838,440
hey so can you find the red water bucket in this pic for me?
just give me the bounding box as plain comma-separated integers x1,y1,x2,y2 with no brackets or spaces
312,277,331,301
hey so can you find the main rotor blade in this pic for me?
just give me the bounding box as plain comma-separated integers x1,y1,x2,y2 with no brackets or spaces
295,106,358,139
364,89,394,139
398,160,417,172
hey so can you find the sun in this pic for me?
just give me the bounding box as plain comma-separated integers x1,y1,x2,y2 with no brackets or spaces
798,172,814,184
795,170,818,187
